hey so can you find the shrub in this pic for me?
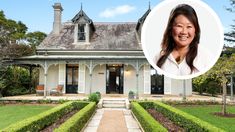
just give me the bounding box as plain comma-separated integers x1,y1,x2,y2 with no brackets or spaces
88,93,100,104
95,91,101,100
128,91,135,99
151,101,224,132
54,102,96,132
2,101,88,132
131,102,167,132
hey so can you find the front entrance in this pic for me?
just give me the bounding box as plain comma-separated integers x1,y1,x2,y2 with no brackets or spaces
151,67,164,94
66,64,78,93
106,64,124,94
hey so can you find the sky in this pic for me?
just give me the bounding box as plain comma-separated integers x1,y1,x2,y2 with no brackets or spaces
0,0,234,34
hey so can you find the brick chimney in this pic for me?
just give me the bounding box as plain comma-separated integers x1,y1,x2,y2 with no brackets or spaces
52,3,63,35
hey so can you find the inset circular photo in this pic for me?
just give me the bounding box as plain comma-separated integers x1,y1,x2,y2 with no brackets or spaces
142,0,224,79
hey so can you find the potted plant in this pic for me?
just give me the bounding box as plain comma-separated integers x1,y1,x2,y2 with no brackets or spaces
128,91,135,100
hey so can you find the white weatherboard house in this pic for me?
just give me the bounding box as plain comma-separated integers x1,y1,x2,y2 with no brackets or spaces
11,3,192,97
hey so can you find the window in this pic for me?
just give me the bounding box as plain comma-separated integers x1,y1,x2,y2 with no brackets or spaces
151,67,164,94
78,24,85,41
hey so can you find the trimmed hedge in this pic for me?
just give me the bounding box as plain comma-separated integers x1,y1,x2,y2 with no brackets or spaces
131,102,167,132
54,102,96,132
2,101,88,132
140,101,224,132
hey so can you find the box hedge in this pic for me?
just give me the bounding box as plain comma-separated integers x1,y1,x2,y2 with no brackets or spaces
54,102,96,132
139,101,224,132
131,102,167,132
2,101,88,132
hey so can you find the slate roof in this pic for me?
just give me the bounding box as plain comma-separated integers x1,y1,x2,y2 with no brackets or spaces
38,22,141,50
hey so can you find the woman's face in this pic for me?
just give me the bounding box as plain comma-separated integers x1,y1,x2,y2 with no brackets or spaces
172,15,195,48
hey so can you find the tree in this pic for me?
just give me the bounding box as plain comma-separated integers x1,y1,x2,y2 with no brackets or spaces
225,0,235,43
26,31,47,53
209,54,235,115
193,54,235,115
0,10,46,97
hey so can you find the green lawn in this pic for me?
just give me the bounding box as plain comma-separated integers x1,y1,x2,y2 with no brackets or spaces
0,105,54,129
177,105,235,131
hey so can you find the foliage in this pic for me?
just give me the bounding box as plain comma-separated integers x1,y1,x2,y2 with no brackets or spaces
25,31,46,54
149,101,224,132
225,0,235,43
2,101,87,132
193,54,235,114
193,54,235,94
88,93,100,104
163,100,220,106
0,10,46,97
131,102,167,132
54,102,96,132
0,66,31,96
95,91,101,100
206,80,221,96
128,90,135,99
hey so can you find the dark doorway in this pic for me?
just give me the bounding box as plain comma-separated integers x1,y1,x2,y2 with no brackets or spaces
66,64,78,94
151,67,164,94
106,64,124,94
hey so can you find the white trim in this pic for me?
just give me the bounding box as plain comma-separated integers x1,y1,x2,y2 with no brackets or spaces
37,50,143,53
20,55,146,59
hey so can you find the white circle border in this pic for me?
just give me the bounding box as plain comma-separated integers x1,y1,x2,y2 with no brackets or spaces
141,0,224,80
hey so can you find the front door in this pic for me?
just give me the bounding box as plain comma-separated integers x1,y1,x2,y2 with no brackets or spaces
66,64,78,94
151,67,164,94
106,64,124,94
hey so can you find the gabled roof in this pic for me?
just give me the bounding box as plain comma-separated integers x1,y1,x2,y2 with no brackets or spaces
71,9,93,24
136,8,151,31
71,6,95,32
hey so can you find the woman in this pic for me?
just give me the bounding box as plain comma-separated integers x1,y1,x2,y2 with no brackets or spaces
155,4,210,76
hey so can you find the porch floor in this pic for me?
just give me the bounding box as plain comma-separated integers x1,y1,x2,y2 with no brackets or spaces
0,93,234,104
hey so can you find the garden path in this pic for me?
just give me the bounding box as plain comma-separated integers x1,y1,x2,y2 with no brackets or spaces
83,108,142,132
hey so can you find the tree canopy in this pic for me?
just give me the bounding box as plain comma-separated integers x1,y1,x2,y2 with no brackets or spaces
225,0,235,43
0,10,47,97
0,10,46,60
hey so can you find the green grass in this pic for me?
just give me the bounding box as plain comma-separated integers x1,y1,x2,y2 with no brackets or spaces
177,105,235,131
0,105,54,129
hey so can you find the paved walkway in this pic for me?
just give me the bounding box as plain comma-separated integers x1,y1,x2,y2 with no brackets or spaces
83,108,141,132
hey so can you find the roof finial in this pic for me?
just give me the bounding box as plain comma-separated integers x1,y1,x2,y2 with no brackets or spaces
149,1,151,10
81,3,83,10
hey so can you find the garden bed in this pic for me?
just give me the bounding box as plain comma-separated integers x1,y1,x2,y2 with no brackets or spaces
41,109,78,132
147,108,184,132
131,101,224,132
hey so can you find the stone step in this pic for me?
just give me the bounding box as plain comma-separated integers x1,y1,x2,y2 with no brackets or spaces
103,103,126,108
102,99,126,101
103,100,126,104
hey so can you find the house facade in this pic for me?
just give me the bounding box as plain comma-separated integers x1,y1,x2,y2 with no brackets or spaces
11,3,192,97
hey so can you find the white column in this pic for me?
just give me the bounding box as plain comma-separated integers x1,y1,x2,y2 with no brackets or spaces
58,64,66,93
164,76,172,94
144,64,151,94
78,63,86,93
43,61,48,98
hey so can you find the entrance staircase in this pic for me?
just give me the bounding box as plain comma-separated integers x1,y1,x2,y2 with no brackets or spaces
98,98,129,109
